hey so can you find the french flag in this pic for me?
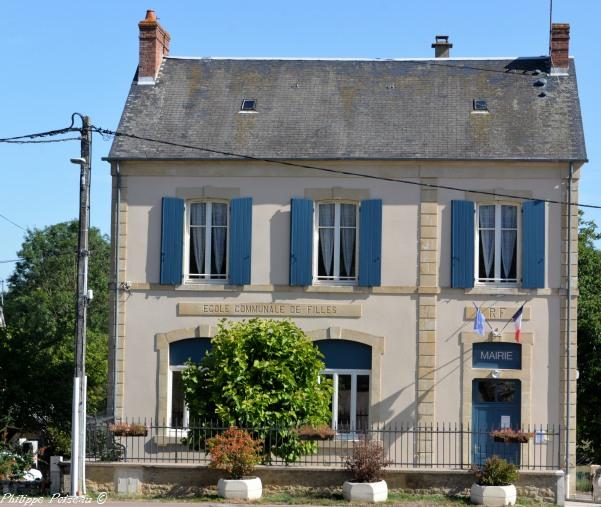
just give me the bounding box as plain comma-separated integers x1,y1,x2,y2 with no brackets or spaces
512,304,525,343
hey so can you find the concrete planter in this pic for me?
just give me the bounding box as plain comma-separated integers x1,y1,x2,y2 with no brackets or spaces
343,480,388,503
470,483,516,506
217,477,262,500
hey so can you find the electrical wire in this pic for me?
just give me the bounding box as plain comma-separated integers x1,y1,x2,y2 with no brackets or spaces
0,213,26,232
0,260,19,264
92,126,600,210
1,137,81,144
0,126,79,143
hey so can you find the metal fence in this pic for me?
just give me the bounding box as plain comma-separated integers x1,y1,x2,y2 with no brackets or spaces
86,419,562,470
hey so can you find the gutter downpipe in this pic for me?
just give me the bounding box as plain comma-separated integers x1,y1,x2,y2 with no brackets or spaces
565,161,573,480
112,161,121,420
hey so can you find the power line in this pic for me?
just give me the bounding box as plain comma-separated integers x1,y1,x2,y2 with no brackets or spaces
2,137,81,144
0,126,79,143
0,213,26,232
92,126,600,210
0,260,19,264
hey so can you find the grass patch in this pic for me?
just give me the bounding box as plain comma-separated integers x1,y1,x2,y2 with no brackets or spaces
97,486,551,505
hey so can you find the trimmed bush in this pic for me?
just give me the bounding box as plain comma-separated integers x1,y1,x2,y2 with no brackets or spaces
207,427,262,479
344,439,390,483
473,455,518,486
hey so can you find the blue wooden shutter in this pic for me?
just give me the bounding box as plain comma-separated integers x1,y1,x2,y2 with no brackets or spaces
451,200,475,288
229,197,253,285
290,198,313,286
160,197,184,285
522,200,545,288
358,199,383,287
359,199,382,287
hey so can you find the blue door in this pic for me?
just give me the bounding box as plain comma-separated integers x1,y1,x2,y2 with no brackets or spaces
472,379,521,466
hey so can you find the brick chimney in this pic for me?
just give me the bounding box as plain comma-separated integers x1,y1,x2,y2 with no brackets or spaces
138,10,170,85
550,23,570,72
432,35,452,58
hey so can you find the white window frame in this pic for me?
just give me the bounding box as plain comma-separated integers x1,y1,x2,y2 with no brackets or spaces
167,366,189,433
313,201,359,285
184,200,229,283
475,202,521,286
321,368,371,436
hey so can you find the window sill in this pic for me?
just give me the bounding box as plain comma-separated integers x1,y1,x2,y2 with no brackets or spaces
466,286,548,296
313,280,358,287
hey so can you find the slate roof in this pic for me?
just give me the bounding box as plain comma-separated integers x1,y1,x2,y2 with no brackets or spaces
108,56,587,161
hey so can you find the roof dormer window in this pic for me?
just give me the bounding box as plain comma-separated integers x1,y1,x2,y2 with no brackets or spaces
473,99,488,112
240,99,256,112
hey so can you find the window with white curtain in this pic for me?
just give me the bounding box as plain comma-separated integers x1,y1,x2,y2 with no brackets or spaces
477,203,519,283
315,202,358,282
187,201,228,280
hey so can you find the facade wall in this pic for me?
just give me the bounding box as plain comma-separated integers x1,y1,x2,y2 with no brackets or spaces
110,159,576,455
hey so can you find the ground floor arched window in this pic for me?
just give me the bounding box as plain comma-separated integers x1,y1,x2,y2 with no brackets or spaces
314,339,372,434
168,338,211,428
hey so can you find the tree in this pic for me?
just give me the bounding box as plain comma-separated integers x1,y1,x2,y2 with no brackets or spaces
182,318,332,462
0,221,110,454
576,214,601,463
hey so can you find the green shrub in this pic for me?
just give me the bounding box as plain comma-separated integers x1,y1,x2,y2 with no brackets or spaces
0,443,34,480
473,456,518,486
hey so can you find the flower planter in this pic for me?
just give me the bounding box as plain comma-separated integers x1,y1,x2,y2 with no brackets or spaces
298,434,335,441
217,477,262,500
490,430,533,444
295,425,336,441
343,480,388,503
470,483,516,506
109,423,148,437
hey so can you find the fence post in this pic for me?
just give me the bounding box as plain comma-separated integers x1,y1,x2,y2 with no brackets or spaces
50,456,63,494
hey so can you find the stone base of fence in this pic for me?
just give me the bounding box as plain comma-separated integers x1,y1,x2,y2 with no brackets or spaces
59,462,565,504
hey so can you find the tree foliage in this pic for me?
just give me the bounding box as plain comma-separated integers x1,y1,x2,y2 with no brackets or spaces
0,221,110,454
182,318,332,461
577,215,601,463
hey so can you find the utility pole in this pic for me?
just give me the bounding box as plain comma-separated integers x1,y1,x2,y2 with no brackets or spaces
70,115,91,496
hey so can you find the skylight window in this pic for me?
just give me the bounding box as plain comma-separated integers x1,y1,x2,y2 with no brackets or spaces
240,99,256,112
473,99,488,112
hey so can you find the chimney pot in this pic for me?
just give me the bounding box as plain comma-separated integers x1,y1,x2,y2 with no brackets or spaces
550,23,570,71
432,35,452,58
138,10,170,85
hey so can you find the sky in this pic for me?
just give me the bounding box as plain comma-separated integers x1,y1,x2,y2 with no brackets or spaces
0,0,599,284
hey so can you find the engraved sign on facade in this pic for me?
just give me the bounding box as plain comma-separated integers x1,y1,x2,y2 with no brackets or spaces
178,302,362,318
464,306,530,321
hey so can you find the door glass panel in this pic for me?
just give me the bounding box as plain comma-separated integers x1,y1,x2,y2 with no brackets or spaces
171,371,185,428
496,381,517,403
356,375,370,432
476,379,497,403
337,375,352,433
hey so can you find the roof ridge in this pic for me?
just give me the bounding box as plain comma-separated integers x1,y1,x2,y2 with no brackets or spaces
165,55,551,62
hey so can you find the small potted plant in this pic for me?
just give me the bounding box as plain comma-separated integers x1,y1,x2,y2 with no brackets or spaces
342,439,390,503
471,455,518,506
207,427,263,500
490,428,534,444
108,422,148,437
295,424,336,441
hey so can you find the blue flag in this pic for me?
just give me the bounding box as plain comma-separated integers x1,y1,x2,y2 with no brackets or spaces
473,305,486,336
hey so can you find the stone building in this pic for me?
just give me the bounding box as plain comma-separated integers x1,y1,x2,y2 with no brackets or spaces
105,10,586,487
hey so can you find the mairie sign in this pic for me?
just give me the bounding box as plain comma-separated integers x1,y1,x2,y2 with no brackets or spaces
472,342,521,370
